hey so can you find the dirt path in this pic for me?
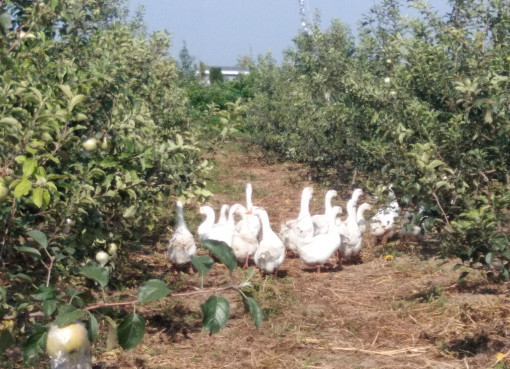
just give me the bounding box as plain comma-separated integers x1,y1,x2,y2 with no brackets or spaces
103,141,510,369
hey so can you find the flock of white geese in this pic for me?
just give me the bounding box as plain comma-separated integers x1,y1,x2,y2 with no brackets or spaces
168,184,423,274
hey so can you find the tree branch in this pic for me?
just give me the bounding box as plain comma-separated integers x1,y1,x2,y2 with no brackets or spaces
1,284,244,321
432,190,451,229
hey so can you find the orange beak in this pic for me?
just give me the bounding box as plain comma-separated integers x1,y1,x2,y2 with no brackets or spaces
246,208,253,215
196,211,201,215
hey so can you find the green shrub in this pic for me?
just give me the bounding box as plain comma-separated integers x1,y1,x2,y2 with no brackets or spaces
246,0,510,279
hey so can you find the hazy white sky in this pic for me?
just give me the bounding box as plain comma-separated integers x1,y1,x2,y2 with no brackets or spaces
128,0,451,66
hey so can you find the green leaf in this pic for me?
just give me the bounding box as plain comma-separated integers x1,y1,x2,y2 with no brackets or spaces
32,284,56,301
58,84,73,99
245,267,256,282
241,293,262,329
23,158,37,177
435,181,449,190
0,330,14,354
88,314,99,342
50,0,59,11
201,296,230,334
69,94,87,112
79,264,109,288
75,113,88,122
32,187,44,208
14,179,32,197
99,158,118,168
0,116,21,130
117,313,145,350
8,273,32,282
452,263,463,271
176,133,183,146
428,160,444,170
21,329,47,362
485,252,494,265
43,189,51,206
200,239,237,272
27,230,48,248
105,316,119,350
190,255,214,276
43,299,57,317
0,13,11,31
123,204,137,218
17,246,42,259
55,305,86,328
137,279,171,304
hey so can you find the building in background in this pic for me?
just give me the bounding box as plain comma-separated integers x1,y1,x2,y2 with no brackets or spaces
199,66,249,85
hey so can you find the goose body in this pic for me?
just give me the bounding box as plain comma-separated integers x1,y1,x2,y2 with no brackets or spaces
253,208,285,274
235,183,261,238
369,185,400,244
337,199,363,261
199,205,241,247
311,190,338,235
297,206,342,272
168,201,197,270
336,188,363,227
231,205,259,268
357,203,372,233
217,204,230,226
282,187,314,253
399,208,425,240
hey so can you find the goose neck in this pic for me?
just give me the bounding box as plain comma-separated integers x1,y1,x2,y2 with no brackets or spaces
203,207,215,226
325,194,333,215
246,184,253,209
299,193,311,218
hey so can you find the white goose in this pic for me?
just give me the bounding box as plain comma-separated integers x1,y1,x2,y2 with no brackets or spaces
235,183,261,238
168,201,197,274
198,205,241,247
217,204,230,226
231,205,259,269
252,207,285,275
311,190,338,235
336,188,363,227
280,187,314,254
357,203,372,233
337,199,363,262
399,207,425,243
368,185,401,244
297,206,342,273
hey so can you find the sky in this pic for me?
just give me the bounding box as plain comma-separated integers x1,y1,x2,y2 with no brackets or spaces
128,0,452,66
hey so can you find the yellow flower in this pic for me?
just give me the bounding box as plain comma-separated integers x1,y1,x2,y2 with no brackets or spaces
285,199,290,203
0,320,14,332
384,255,394,261
496,352,506,361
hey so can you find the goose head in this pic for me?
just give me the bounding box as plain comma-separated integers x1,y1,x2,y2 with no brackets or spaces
326,190,338,199
302,186,314,199
351,188,363,203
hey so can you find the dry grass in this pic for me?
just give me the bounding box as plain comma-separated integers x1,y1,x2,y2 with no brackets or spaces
16,139,510,369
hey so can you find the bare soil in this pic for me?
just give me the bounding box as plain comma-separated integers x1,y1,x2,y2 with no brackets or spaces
20,140,510,369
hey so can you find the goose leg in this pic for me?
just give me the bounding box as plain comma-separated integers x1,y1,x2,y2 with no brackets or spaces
273,270,278,278
188,264,194,274
316,265,321,274
243,254,249,269
172,267,178,275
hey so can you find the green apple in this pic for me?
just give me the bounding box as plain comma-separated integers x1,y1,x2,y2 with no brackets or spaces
95,251,110,267
100,137,111,151
107,243,118,256
82,138,98,153
46,323,89,357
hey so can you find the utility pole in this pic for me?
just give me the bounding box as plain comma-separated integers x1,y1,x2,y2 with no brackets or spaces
299,0,313,35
